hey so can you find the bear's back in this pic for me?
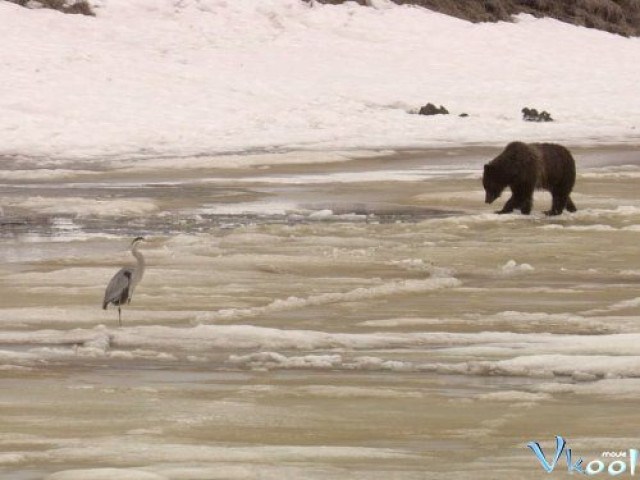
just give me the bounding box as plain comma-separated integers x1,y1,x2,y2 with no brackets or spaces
531,143,576,189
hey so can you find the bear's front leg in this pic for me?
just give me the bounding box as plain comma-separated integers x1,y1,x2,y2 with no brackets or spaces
498,191,531,215
520,197,533,215
497,195,516,214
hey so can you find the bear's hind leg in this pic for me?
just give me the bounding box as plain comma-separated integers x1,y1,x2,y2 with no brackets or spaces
566,196,577,212
546,192,569,216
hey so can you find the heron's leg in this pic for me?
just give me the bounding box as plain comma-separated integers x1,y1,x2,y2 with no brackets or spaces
118,306,122,327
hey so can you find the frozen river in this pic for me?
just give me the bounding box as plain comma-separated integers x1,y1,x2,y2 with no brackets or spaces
1,146,640,479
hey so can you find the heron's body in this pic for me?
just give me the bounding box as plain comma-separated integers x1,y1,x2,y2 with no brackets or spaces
102,237,145,326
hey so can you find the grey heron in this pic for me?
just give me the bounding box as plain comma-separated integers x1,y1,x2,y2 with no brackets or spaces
102,236,146,326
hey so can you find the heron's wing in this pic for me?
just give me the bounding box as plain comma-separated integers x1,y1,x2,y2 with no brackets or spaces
103,267,133,309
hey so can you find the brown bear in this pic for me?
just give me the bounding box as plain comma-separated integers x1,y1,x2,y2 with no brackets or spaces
483,141,577,216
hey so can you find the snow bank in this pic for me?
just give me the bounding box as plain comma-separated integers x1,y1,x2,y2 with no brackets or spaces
196,274,461,322
358,310,619,333
499,259,534,276
535,378,640,398
39,441,410,467
6,324,640,380
1,196,158,216
47,469,166,480
1,0,638,162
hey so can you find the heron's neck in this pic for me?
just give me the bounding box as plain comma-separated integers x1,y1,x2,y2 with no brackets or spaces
131,243,145,283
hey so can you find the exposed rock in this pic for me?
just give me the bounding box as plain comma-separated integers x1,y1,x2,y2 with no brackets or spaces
418,103,449,116
522,107,554,122
7,0,94,16
307,0,640,38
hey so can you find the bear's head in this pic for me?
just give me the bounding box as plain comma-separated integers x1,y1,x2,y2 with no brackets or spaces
482,164,506,204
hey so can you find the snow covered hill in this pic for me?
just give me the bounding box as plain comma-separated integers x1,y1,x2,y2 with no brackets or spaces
1,0,639,162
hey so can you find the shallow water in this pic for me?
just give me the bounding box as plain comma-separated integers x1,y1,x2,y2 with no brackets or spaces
1,146,640,479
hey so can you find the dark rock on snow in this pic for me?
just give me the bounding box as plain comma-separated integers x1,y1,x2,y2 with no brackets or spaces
419,103,449,116
522,107,554,122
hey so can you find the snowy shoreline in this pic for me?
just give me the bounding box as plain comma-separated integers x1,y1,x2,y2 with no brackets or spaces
1,0,639,164
2,143,637,175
